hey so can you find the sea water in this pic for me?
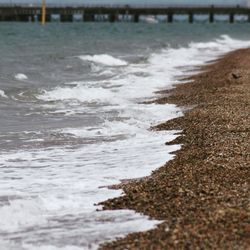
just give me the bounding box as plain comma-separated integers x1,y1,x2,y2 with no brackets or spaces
0,23,250,250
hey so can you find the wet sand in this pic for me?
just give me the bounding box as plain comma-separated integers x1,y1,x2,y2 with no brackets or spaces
100,49,250,249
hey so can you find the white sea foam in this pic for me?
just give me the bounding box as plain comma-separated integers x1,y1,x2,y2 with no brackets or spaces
15,73,28,80
0,90,7,98
79,54,128,66
37,85,119,104
0,199,47,232
0,131,171,247
24,245,84,250
0,241,85,250
37,246,85,250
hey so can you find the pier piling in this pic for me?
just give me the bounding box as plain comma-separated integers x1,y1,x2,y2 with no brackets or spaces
134,13,139,23
189,12,194,23
84,13,95,22
167,13,173,23
230,13,235,23
61,14,73,22
209,12,214,23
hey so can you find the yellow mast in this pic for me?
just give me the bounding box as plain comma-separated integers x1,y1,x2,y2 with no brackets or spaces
41,0,46,25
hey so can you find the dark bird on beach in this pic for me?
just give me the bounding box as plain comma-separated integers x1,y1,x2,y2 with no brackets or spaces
232,72,242,79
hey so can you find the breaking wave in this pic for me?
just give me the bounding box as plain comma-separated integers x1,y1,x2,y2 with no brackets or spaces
0,90,7,98
15,73,28,81
79,54,128,66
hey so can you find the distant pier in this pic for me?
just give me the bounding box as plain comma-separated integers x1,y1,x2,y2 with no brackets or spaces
0,5,250,23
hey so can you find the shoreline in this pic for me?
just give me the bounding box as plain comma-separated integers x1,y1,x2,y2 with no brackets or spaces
99,48,250,249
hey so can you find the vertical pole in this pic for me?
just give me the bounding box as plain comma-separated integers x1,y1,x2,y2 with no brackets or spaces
209,12,214,23
109,13,115,22
229,13,234,23
41,0,46,25
209,4,214,23
134,13,139,23
168,13,173,23
189,12,193,23
125,10,129,22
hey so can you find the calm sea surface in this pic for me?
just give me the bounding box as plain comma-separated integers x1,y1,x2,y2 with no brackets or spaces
0,23,250,250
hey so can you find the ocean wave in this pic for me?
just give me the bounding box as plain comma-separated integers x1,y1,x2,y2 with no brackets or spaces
37,85,118,104
36,35,250,113
189,34,250,53
0,199,47,232
59,120,140,139
79,54,128,66
0,90,7,98
15,73,28,81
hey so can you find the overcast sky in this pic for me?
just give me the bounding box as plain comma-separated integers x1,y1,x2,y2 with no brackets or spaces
0,0,247,6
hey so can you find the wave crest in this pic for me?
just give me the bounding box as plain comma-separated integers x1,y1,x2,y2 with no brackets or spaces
0,90,7,98
79,54,128,66
15,73,28,81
